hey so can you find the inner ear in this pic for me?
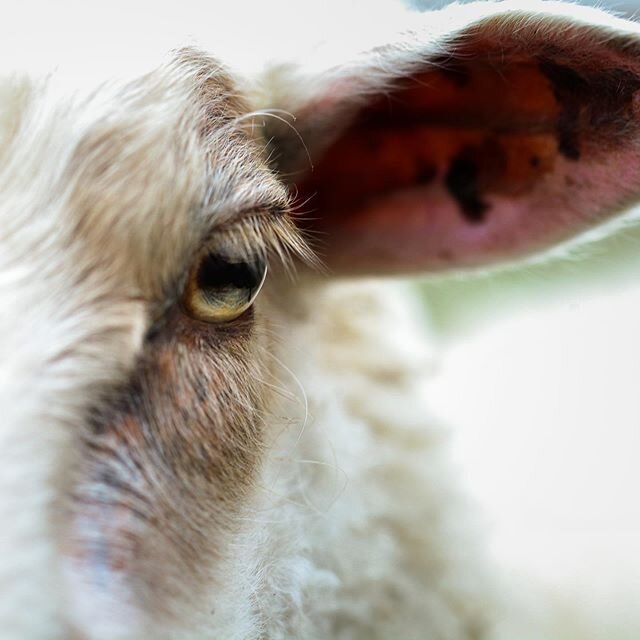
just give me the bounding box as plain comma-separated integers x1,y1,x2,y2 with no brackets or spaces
294,32,640,273
302,44,640,218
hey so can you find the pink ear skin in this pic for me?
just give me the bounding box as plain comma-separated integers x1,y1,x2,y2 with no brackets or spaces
294,24,640,275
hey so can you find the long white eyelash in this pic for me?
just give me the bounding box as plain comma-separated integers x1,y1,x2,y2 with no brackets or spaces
214,214,323,277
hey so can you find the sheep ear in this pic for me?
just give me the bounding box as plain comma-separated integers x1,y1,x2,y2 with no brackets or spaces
268,2,640,274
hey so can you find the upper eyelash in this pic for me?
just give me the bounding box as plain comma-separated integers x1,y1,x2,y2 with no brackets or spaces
211,213,320,275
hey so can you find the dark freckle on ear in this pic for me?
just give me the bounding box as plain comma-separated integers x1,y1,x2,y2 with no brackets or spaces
538,60,586,160
438,248,454,261
539,59,588,98
530,156,540,168
557,115,581,160
539,58,640,158
445,150,489,223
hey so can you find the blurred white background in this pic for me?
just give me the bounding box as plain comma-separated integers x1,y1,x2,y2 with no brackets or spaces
425,278,640,638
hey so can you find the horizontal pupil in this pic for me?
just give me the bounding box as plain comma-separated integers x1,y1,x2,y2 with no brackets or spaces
196,253,260,292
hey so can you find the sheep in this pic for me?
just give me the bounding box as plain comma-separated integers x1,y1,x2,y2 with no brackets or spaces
1,1,640,638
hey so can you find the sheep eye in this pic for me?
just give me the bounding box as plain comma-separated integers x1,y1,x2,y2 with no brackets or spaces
183,248,267,323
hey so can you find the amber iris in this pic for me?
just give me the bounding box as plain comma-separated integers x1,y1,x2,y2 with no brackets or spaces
183,248,267,323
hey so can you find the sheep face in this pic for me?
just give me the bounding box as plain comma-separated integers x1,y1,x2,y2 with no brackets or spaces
0,53,311,638
3,2,640,638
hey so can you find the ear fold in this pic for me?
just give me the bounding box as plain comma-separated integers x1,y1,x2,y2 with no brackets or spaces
264,1,640,274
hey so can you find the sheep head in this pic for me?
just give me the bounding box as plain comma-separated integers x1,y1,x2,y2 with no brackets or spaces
1,2,640,638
